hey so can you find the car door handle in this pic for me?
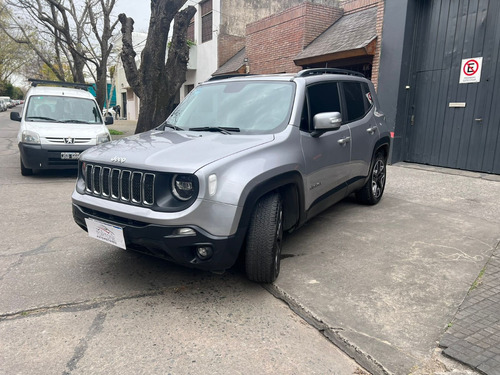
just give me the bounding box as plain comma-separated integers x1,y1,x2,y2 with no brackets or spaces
366,126,377,134
337,137,351,145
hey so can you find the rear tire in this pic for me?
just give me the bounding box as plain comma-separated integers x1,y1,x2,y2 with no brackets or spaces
356,152,386,205
20,157,33,176
245,192,283,283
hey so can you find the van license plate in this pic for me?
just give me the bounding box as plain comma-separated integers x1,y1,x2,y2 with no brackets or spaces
61,152,80,160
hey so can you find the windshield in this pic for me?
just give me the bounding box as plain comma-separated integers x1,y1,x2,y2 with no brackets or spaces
25,95,103,124
165,81,295,134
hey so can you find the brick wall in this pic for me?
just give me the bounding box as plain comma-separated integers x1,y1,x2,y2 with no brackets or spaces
218,34,246,67
340,0,384,88
304,3,344,47
370,1,384,88
341,0,380,14
246,3,342,74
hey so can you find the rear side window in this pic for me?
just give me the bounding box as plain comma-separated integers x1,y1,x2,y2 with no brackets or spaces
343,81,373,122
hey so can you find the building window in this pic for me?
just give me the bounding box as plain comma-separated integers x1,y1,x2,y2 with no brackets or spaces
187,17,195,42
185,84,195,97
201,0,212,43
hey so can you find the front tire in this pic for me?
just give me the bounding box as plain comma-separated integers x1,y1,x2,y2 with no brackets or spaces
356,152,386,205
245,192,283,283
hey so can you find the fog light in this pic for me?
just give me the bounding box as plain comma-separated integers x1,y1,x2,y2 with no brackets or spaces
196,246,213,260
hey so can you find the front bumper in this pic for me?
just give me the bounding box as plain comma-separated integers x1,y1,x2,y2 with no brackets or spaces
19,143,96,170
72,203,246,272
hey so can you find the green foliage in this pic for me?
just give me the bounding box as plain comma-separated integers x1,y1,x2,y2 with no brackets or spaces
39,63,73,82
0,80,23,99
470,267,486,291
167,40,196,48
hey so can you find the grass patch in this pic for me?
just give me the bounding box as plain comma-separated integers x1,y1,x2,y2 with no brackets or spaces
470,267,486,291
108,129,124,135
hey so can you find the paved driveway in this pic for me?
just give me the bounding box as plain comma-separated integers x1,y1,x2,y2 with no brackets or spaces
273,163,500,374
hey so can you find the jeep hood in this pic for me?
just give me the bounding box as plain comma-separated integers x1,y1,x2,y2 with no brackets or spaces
81,129,275,173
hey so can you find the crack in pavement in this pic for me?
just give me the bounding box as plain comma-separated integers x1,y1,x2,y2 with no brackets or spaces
63,305,112,375
0,237,64,282
0,287,186,321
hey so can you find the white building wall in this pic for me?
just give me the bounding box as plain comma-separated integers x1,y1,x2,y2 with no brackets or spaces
181,0,221,101
114,32,147,121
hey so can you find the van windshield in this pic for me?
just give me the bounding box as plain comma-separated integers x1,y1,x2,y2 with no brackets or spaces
165,81,295,134
25,95,103,124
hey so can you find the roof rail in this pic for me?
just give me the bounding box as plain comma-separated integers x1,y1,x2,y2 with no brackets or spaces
296,68,365,78
28,78,92,90
208,74,255,81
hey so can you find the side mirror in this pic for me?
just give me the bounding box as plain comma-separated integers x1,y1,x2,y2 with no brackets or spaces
311,112,342,137
105,116,114,125
10,111,21,122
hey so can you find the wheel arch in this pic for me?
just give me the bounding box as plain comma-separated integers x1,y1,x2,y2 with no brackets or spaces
237,171,305,235
374,136,391,161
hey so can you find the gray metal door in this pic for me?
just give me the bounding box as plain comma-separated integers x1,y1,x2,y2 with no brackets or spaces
405,0,500,174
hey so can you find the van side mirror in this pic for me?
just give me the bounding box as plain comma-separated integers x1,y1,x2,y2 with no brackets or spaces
105,116,114,125
10,111,21,122
311,112,342,137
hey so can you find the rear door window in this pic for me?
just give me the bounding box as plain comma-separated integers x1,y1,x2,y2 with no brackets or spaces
343,81,372,123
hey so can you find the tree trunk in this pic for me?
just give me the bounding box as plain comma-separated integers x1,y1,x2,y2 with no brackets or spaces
119,1,196,134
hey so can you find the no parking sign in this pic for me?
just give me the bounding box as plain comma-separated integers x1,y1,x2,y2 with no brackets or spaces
459,57,483,84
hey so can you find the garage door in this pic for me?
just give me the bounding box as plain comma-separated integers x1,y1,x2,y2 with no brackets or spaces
405,0,500,174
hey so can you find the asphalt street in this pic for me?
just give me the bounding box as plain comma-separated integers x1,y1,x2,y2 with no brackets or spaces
0,111,361,374
1,112,499,374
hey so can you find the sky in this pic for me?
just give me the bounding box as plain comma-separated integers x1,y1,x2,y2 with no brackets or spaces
114,1,151,33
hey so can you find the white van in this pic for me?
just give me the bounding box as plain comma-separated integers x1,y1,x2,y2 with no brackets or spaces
10,80,113,175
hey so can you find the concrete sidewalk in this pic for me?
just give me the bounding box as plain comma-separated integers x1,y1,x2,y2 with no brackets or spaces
273,163,499,375
104,120,500,374
108,118,138,139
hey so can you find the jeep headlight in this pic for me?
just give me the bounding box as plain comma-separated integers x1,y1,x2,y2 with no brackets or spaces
97,133,110,144
172,174,197,201
22,130,40,144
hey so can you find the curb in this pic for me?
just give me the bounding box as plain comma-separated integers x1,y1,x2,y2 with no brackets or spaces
263,283,392,375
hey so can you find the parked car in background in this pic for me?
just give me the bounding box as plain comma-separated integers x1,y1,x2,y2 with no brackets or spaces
102,107,115,118
10,79,113,176
72,69,390,283
0,96,11,111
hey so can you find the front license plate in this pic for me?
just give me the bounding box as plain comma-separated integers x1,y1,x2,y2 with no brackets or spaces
61,152,80,160
85,218,126,249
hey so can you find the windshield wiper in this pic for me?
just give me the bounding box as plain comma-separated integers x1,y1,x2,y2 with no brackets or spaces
189,126,240,135
26,116,57,122
61,119,89,124
157,122,183,131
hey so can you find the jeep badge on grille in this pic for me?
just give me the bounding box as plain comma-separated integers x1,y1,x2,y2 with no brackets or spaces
111,156,126,163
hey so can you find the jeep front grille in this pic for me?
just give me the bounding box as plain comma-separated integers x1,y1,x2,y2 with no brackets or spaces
83,164,155,206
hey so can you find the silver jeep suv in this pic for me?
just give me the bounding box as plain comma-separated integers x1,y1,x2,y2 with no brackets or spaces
72,69,390,283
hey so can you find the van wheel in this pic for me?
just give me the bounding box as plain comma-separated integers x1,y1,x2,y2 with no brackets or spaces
356,152,386,205
20,157,33,176
245,192,283,283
